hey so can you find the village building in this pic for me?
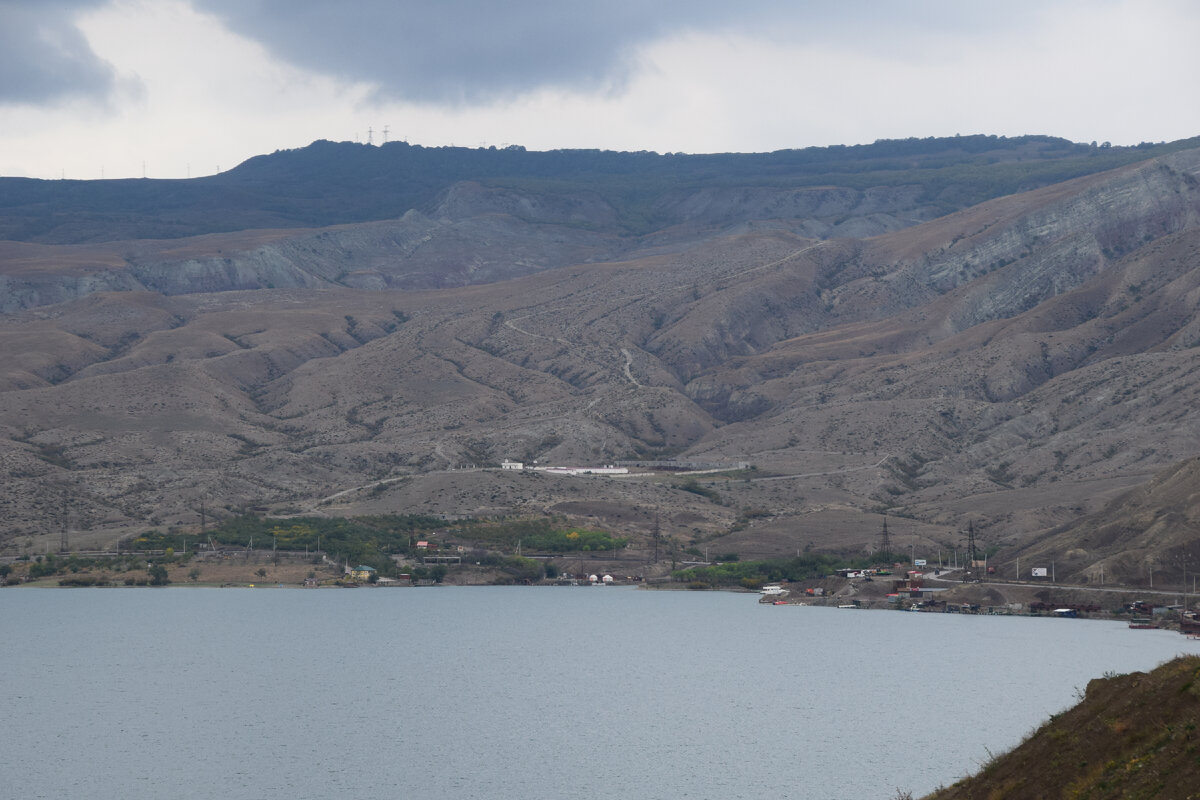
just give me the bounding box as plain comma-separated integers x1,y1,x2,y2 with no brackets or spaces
349,565,376,582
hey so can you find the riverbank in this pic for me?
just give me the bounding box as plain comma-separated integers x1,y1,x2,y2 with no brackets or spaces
756,568,1200,632
5,553,1198,632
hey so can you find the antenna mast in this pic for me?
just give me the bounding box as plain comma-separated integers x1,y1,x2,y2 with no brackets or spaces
877,514,891,556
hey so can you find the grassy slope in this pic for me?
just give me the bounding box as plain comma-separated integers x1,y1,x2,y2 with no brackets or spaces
924,655,1200,800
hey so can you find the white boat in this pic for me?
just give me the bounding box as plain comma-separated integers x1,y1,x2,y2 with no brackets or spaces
760,584,788,596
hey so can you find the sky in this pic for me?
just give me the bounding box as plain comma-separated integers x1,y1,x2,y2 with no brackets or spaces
2,0,1199,180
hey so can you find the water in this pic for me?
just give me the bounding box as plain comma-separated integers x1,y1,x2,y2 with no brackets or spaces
1,587,1194,800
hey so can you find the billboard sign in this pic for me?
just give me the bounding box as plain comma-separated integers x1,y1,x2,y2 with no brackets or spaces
1032,567,1048,577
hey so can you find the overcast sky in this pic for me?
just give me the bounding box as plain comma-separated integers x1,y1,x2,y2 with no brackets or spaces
2,0,1198,179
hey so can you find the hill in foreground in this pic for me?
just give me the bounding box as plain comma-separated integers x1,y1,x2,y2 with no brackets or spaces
923,656,1200,800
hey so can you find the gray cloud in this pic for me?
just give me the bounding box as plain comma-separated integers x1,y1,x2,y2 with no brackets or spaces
0,0,120,105
194,0,724,104
196,0,1032,105
0,0,1066,109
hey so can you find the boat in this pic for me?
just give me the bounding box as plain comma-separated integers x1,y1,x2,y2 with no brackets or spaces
759,584,788,597
1128,617,1155,629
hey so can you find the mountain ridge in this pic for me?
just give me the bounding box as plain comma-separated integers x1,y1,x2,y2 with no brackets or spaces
3,134,1196,244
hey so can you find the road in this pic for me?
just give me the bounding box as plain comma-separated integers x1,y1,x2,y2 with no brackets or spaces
924,567,1195,601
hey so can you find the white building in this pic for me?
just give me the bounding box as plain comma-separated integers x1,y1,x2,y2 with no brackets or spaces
532,465,628,476
501,460,524,470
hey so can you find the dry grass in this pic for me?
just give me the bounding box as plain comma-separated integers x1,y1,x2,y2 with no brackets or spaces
923,656,1200,800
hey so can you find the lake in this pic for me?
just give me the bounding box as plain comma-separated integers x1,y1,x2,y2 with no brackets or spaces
1,586,1194,799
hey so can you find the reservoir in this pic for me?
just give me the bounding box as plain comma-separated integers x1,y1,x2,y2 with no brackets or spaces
1,586,1194,799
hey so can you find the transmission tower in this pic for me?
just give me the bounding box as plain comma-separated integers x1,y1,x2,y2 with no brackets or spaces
60,488,69,553
652,512,661,564
877,514,892,556
963,520,979,581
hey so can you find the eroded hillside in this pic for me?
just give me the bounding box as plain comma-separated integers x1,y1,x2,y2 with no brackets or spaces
3,143,1200,568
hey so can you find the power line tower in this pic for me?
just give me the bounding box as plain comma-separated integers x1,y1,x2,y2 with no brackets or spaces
877,514,892,557
652,512,661,564
963,520,979,581
382,125,389,144
60,488,70,553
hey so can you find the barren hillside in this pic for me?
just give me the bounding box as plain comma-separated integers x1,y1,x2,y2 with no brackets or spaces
3,142,1200,573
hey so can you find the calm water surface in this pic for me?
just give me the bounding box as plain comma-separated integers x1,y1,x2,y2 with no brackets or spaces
1,587,1195,799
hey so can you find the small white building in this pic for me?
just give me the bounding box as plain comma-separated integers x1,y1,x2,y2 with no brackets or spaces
501,460,524,470
532,465,629,476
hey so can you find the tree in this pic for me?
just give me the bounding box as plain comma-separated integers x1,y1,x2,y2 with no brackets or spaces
256,568,268,578
188,567,201,582
148,564,170,586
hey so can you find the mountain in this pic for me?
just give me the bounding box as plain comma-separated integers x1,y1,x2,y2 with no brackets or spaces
3,136,1200,568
